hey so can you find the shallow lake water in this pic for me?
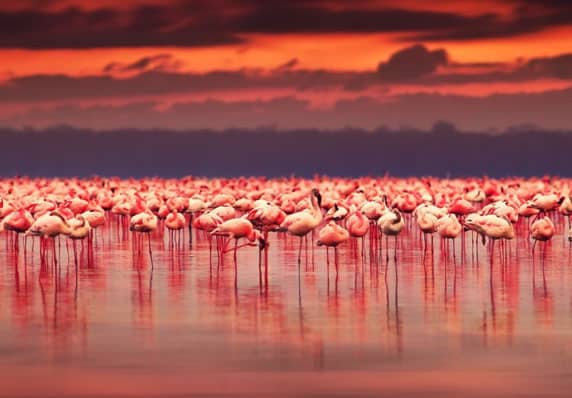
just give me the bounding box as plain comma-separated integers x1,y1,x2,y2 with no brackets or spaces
1,215,572,397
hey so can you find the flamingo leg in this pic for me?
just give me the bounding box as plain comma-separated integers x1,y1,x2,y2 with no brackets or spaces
334,247,339,273
188,214,193,246
147,233,154,269
234,239,238,263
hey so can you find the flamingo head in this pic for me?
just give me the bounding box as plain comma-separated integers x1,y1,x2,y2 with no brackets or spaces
252,230,267,251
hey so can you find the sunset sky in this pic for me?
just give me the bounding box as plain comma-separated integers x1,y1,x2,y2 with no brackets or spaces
1,0,572,131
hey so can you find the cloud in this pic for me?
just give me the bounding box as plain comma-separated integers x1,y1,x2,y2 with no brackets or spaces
0,5,242,49
274,58,299,72
376,44,448,81
0,1,571,48
103,54,184,74
413,1,572,41
229,3,475,34
3,87,572,131
0,68,358,102
2,46,572,103
516,53,572,79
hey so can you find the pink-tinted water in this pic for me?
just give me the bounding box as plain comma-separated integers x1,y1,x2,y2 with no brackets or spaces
1,216,572,397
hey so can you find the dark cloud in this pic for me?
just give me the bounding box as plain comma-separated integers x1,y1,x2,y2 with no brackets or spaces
0,68,358,102
0,0,570,48
0,6,241,48
2,46,572,102
516,53,572,79
414,2,572,41
230,0,572,41
422,52,572,84
377,44,448,81
3,87,572,131
275,58,300,71
103,54,183,74
229,4,476,33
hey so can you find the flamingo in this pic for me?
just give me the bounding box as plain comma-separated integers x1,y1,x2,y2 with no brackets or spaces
186,195,207,244
247,201,286,233
416,211,439,251
26,211,72,265
391,192,418,214
27,211,71,237
68,215,91,272
346,209,369,257
68,215,91,240
518,200,540,222
2,208,34,251
436,214,462,258
129,209,158,265
209,205,236,221
530,216,555,253
558,195,572,231
210,218,266,261
448,198,475,219
82,207,106,229
464,188,486,204
377,208,404,261
361,199,386,221
464,214,514,244
325,202,349,223
233,198,254,212
279,188,323,265
193,211,223,256
317,221,349,271
531,193,563,214
81,205,106,245
165,210,186,246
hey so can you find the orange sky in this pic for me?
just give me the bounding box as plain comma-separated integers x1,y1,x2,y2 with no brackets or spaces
0,0,571,130
3,27,572,78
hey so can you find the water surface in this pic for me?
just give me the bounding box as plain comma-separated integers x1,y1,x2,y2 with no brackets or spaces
1,217,572,397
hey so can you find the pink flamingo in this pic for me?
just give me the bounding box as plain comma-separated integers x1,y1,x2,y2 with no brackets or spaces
325,202,349,223
165,210,185,246
346,209,369,257
558,195,572,231
129,209,158,265
68,215,91,274
211,218,266,260
436,214,462,259
317,221,349,271
26,211,71,266
193,211,223,256
530,216,555,253
186,195,207,244
378,208,405,262
416,211,439,251
279,189,323,266
2,208,34,251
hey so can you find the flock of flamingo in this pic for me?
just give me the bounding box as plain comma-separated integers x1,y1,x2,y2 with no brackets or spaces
1,176,571,277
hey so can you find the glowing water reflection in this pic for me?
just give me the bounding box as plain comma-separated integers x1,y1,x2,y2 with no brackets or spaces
1,215,572,397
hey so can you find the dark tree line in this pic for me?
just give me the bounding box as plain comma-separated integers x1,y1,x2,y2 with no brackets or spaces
0,126,569,178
